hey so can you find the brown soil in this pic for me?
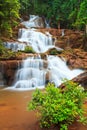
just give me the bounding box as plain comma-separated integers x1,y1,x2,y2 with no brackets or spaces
0,89,87,130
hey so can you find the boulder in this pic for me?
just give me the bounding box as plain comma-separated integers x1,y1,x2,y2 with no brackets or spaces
60,71,87,90
73,71,87,88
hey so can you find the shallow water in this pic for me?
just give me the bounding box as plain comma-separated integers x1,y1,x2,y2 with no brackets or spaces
0,89,87,130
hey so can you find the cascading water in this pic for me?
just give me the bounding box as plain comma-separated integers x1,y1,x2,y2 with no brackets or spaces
47,56,83,86
4,28,56,53
4,15,84,90
13,56,46,89
18,28,55,53
10,54,83,90
21,15,44,28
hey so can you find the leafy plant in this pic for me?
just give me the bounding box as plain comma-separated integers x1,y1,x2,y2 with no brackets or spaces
0,41,6,55
24,46,35,53
0,0,20,37
0,41,17,59
28,80,87,130
50,49,58,55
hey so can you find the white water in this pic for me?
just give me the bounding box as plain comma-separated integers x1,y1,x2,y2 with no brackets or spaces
4,42,26,52
21,15,44,28
13,57,46,89
18,28,55,53
47,56,83,86
4,15,84,90
9,55,83,90
4,28,56,53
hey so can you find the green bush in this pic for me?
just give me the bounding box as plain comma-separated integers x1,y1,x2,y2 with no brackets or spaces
0,41,17,59
50,49,58,55
24,46,35,53
28,80,87,130
0,41,6,55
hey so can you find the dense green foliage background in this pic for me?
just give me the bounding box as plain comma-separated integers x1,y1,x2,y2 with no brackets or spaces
0,0,87,36
0,0,20,37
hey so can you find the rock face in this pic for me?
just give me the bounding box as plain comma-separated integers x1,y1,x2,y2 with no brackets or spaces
0,60,22,85
38,29,85,50
60,48,87,70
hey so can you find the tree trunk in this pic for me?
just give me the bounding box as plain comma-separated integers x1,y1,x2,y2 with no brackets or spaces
58,21,60,30
83,25,87,51
86,24,87,35
58,21,61,33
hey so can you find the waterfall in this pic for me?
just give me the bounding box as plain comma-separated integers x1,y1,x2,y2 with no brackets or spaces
18,28,55,53
47,56,83,86
4,15,84,90
4,28,55,53
10,55,83,90
4,42,26,52
21,15,44,28
45,19,50,28
13,56,46,89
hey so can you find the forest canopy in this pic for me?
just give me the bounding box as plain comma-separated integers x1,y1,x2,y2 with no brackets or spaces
0,0,87,37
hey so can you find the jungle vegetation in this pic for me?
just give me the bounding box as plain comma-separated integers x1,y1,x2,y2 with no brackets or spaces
0,0,87,37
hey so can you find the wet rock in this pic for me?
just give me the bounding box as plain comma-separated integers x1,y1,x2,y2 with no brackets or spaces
0,60,22,85
73,71,87,89
60,71,87,90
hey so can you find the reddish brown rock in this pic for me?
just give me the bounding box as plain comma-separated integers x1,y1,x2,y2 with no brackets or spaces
0,60,22,85
59,48,87,70
37,28,84,49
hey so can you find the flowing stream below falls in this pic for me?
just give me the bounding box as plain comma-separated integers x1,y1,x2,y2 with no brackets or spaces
3,15,84,90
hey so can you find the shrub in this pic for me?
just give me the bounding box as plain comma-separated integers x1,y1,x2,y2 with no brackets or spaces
24,46,35,53
0,41,17,59
28,80,87,130
50,49,58,55
0,41,6,55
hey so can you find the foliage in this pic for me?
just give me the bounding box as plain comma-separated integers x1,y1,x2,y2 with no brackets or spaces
20,0,83,28
50,50,58,55
0,0,87,37
1,50,16,60
49,48,62,55
23,46,35,53
0,40,6,55
19,0,31,15
75,0,87,30
28,80,87,130
0,41,17,59
0,0,20,37
19,0,86,30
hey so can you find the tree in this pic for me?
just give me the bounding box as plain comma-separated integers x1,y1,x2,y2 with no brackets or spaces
75,0,87,51
19,0,31,15
0,0,20,37
75,0,87,33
